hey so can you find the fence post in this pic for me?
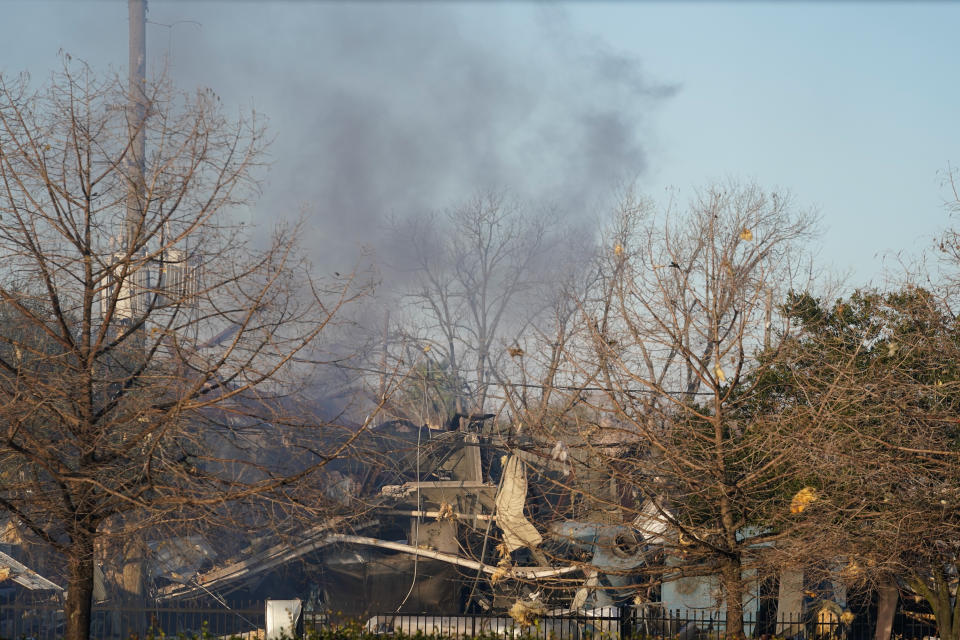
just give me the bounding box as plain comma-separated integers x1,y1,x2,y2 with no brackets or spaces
620,605,632,640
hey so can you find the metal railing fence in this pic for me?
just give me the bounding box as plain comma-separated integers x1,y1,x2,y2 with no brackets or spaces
306,607,933,640
0,600,264,640
0,602,938,640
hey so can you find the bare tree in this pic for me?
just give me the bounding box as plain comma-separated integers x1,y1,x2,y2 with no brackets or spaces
391,193,573,416
0,64,362,640
526,183,818,638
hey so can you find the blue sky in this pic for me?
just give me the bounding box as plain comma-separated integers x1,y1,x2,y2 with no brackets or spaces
1,1,957,286
573,2,960,285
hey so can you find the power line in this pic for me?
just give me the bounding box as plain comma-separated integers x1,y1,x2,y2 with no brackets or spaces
324,362,717,397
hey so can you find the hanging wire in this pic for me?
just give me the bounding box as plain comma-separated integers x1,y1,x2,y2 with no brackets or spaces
394,360,430,612
321,362,717,397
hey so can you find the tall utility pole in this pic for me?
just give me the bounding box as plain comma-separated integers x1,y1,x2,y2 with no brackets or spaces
120,0,148,616
127,0,146,252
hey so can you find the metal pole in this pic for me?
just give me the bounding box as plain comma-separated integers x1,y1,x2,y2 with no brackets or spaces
127,0,146,251
120,1,148,625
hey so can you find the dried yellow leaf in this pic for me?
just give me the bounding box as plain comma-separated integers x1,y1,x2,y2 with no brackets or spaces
436,501,455,521
740,228,753,241
614,244,624,256
714,365,726,384
490,556,512,584
790,487,819,514
508,599,544,626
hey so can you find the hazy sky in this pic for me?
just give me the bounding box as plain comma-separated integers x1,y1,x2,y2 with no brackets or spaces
2,1,957,287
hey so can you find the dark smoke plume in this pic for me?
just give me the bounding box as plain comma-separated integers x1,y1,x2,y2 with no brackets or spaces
154,3,675,271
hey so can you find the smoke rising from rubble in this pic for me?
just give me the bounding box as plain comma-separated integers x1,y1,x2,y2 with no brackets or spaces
2,3,674,271
1,3,675,417
156,3,675,272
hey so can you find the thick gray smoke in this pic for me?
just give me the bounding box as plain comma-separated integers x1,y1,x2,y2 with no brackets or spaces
1,2,673,271
153,3,675,271
0,1,675,420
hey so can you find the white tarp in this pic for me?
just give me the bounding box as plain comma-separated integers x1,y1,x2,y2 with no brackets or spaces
495,455,542,552
632,499,673,546
266,599,302,640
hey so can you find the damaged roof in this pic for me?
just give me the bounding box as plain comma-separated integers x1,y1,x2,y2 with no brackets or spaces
0,549,62,592
158,517,367,601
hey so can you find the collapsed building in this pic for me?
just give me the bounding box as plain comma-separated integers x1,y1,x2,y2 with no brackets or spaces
0,408,913,639
143,412,867,638
151,414,651,613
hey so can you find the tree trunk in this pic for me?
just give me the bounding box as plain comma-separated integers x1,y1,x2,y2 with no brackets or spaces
722,558,746,640
949,565,960,640
874,577,898,640
64,534,96,640
949,571,960,640
120,536,147,636
912,567,960,640
932,597,959,640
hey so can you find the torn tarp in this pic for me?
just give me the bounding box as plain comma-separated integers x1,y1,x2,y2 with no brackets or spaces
495,455,542,552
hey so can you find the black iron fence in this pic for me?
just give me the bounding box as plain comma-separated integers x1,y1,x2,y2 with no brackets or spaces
0,602,939,640
0,600,265,640
307,607,935,640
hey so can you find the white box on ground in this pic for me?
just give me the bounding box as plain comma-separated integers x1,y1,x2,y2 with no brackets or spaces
266,598,302,639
